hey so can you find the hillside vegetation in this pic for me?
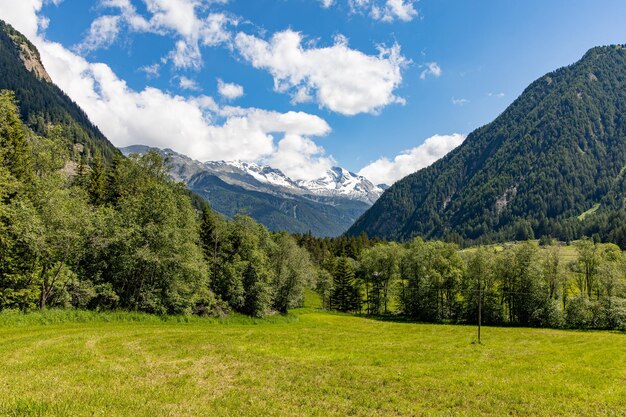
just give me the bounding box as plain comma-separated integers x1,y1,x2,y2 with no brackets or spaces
0,20,119,163
0,89,316,317
186,172,370,237
348,45,626,246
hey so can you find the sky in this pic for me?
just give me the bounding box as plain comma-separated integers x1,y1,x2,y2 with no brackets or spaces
0,1,625,185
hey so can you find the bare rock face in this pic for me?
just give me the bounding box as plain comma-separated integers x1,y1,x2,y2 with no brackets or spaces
7,31,52,83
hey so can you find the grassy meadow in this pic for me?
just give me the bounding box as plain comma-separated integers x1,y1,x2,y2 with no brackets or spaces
0,307,625,417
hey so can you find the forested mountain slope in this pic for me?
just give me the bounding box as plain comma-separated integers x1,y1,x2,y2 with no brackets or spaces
348,45,626,243
0,20,119,162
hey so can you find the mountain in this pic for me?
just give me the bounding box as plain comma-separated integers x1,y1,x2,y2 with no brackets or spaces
298,167,383,205
348,45,626,243
121,145,383,237
0,20,119,162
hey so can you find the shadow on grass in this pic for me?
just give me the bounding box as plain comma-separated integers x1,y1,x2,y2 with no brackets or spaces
353,311,626,334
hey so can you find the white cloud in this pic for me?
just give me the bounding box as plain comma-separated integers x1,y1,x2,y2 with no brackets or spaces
167,39,202,69
348,0,417,22
359,134,465,185
0,0,44,39
217,79,244,100
320,0,335,8
420,62,441,80
290,86,313,105
91,0,236,69
178,76,201,91
139,63,160,78
451,97,469,106
74,15,121,53
0,0,333,181
488,92,505,98
371,0,417,22
235,29,408,116
266,134,335,180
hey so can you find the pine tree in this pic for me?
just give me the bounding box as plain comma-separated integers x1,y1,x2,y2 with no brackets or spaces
0,90,32,183
88,153,107,205
74,153,88,187
331,257,360,312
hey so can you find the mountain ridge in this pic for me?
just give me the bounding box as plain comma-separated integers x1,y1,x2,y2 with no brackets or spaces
0,19,120,163
347,45,626,243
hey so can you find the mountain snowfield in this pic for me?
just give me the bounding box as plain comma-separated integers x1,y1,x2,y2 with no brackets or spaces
121,145,385,204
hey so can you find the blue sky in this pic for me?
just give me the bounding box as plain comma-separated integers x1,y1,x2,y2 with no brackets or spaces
1,0,626,184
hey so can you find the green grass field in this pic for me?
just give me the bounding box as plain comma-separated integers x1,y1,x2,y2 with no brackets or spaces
461,240,580,264
0,309,624,417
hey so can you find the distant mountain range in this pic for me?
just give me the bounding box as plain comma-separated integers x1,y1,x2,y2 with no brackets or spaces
348,45,626,243
121,145,386,237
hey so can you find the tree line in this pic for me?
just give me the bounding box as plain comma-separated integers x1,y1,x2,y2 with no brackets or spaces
305,235,626,330
0,90,313,317
2,85,625,330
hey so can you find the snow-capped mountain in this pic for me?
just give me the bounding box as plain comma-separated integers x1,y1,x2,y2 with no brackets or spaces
203,160,302,192
120,145,384,204
119,145,385,237
297,167,383,205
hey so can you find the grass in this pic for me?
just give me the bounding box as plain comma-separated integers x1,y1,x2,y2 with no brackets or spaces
578,203,601,221
462,240,581,265
0,309,624,416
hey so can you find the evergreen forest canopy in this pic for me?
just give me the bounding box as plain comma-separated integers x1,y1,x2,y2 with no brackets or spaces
2,82,623,329
0,90,315,317
0,20,119,163
348,45,626,247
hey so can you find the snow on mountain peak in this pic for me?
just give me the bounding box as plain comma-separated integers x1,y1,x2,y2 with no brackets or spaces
119,146,383,204
296,167,384,204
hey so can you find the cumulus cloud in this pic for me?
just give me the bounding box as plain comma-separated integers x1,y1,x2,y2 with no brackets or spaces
217,79,244,100
0,0,44,39
348,0,417,22
266,134,335,180
235,29,408,116
358,134,465,185
420,62,441,80
80,0,236,69
178,76,201,91
0,0,333,181
74,15,121,53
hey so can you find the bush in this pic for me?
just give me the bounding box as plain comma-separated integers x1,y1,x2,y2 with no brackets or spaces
532,298,565,328
68,279,96,309
565,296,592,329
601,297,626,330
89,283,119,310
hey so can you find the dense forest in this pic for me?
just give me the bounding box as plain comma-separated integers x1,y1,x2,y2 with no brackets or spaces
0,90,315,317
348,45,626,246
